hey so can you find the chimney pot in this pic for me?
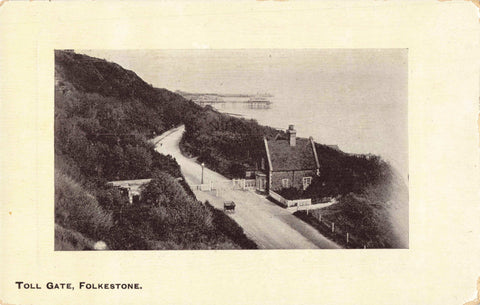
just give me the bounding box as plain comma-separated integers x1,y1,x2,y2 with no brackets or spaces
287,124,296,146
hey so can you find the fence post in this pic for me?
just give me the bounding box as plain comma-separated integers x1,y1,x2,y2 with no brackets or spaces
346,233,349,244
331,222,335,233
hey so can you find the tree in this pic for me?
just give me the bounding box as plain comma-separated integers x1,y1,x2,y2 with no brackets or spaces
141,172,189,207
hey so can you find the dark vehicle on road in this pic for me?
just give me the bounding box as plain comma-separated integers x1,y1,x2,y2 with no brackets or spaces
223,201,236,213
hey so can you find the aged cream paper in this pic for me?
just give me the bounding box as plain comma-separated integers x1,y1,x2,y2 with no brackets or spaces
0,1,479,304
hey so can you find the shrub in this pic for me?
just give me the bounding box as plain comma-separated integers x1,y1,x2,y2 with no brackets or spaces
54,50,261,250
54,224,97,251
205,201,257,249
141,172,190,207
55,171,113,240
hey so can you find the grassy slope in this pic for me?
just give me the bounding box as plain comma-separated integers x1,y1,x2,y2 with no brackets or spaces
179,87,408,249
180,106,280,178
54,50,255,250
55,50,407,249
55,224,97,251
297,150,408,248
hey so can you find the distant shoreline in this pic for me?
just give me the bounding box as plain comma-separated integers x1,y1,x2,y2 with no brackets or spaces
222,112,245,117
176,90,273,98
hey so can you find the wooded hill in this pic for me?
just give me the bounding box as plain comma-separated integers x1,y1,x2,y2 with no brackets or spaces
182,111,408,248
179,96,408,249
55,50,407,250
54,50,256,250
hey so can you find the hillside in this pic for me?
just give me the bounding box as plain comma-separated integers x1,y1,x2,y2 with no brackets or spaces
180,102,408,248
55,50,408,249
54,50,256,250
180,106,280,178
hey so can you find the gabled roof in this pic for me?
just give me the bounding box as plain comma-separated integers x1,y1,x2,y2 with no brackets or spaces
106,179,152,192
107,179,152,187
266,138,318,171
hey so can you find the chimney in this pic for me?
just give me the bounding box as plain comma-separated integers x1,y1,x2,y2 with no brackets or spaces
287,125,296,146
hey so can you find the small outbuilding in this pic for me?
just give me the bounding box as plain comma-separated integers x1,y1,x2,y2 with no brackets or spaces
106,179,152,204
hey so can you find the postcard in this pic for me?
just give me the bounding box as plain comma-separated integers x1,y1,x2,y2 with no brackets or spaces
0,1,479,304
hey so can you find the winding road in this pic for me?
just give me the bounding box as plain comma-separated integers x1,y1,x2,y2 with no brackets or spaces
153,125,340,249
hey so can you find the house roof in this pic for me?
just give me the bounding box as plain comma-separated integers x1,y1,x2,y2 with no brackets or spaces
266,138,318,171
107,179,152,188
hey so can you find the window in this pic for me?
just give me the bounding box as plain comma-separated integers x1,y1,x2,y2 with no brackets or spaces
282,178,290,188
303,177,312,190
261,158,265,170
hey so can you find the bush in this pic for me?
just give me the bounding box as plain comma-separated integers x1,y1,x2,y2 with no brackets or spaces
278,187,308,200
181,107,278,179
141,173,215,239
141,172,191,207
54,224,97,251
54,50,260,250
205,201,257,249
55,171,113,240
229,163,247,178
295,190,401,248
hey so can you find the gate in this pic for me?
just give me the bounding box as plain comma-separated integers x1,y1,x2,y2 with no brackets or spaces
232,179,244,190
193,179,256,193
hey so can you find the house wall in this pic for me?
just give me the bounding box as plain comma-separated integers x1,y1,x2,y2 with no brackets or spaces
270,169,316,191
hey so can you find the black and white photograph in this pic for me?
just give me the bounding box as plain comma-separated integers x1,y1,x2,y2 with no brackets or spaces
54,49,408,250
4,1,480,304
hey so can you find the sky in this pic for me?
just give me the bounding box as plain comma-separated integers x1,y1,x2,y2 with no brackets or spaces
78,49,408,178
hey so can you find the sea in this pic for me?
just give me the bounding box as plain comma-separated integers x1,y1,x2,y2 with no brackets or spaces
206,96,407,180
78,49,408,180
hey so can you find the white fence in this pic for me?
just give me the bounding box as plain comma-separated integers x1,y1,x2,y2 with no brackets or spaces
192,179,256,192
232,179,243,190
232,179,256,190
269,189,286,204
269,190,312,208
287,200,336,212
244,179,256,190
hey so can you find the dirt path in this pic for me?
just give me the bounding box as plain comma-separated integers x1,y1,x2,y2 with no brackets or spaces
153,125,340,249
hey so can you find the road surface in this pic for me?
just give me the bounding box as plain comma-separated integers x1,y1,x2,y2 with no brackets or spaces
153,125,340,249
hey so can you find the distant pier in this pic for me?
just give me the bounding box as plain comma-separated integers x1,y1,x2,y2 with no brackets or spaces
176,91,272,109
